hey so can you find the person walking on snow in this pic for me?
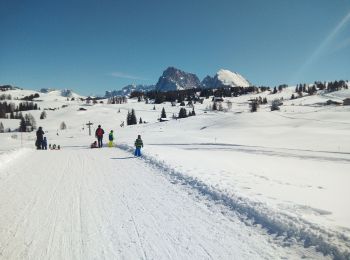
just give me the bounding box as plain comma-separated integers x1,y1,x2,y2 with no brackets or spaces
36,126,44,150
95,125,105,148
108,130,114,147
134,135,143,157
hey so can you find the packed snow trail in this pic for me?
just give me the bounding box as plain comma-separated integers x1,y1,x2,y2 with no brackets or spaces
0,147,324,259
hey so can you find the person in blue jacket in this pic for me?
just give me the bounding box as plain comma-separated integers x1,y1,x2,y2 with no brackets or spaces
42,137,48,150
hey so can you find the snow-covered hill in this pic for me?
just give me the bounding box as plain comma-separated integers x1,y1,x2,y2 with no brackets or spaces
3,88,84,101
0,85,350,259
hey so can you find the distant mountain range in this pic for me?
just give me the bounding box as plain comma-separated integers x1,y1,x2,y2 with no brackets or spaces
105,84,155,97
155,67,201,91
105,67,251,96
1,67,251,97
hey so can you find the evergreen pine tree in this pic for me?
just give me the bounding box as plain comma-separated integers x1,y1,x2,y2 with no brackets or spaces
127,109,137,125
24,114,36,131
250,100,259,112
0,122,4,133
271,99,281,111
30,114,36,130
139,117,143,124
161,107,166,118
131,109,137,124
0,108,5,118
126,111,129,124
178,108,187,118
60,121,67,130
218,103,224,111
19,117,26,132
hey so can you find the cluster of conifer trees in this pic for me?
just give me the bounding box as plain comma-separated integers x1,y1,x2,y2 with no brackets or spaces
0,101,39,118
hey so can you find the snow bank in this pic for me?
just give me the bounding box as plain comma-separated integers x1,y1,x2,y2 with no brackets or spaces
0,148,30,170
118,143,350,259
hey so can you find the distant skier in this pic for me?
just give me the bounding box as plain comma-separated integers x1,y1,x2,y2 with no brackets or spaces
95,125,105,148
42,137,48,150
36,126,44,150
134,135,143,157
108,130,114,147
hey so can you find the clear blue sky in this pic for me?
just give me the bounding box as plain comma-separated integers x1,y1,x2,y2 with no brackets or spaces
1,0,350,95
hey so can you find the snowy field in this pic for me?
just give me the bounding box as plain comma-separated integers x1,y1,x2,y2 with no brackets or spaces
0,87,349,259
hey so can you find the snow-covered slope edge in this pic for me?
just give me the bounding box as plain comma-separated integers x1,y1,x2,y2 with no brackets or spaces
0,148,30,170
118,143,350,259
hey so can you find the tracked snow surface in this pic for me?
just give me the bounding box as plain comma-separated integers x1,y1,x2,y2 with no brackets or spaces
0,86,350,259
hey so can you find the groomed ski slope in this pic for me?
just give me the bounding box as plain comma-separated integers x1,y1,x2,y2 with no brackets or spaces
0,147,324,259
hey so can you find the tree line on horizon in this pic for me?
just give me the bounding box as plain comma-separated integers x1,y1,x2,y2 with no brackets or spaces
0,101,40,119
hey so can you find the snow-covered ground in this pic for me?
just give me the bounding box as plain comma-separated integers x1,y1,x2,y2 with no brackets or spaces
0,87,349,259
0,146,325,259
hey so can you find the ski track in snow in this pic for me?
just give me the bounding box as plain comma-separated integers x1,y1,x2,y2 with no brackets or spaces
118,144,350,260
146,142,350,163
0,147,326,259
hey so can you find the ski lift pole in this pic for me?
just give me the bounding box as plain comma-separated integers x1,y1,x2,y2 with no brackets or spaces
86,121,93,136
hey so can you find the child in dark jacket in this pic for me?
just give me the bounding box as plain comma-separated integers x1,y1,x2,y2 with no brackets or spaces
134,135,143,157
42,137,48,150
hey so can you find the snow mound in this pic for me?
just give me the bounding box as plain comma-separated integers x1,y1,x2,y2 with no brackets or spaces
217,69,250,87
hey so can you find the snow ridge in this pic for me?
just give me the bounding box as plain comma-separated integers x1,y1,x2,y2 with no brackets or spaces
118,144,350,260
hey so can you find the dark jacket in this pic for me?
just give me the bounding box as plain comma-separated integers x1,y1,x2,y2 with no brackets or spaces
36,128,44,141
134,138,143,148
